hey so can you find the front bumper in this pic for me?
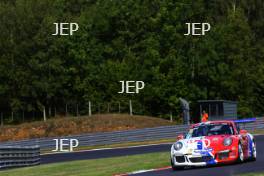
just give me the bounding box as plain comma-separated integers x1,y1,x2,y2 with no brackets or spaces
171,154,214,166
171,149,237,167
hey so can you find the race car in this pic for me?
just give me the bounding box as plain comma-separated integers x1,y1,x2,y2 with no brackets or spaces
170,120,257,170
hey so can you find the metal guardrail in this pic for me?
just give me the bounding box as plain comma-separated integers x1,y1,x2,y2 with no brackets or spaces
0,118,263,151
0,146,40,169
0,125,189,150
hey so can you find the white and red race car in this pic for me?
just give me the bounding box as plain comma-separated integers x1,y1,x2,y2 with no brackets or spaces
170,120,257,170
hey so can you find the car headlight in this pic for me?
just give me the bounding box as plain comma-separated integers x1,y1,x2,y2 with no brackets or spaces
223,137,233,146
173,142,183,151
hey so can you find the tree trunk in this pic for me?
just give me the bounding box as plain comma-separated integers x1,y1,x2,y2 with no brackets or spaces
22,110,25,122
76,104,79,117
11,111,14,122
32,111,35,121
49,107,51,117
232,0,236,13
1,112,3,126
54,107,57,117
65,104,68,117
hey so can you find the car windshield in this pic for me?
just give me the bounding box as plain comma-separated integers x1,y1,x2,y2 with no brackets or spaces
186,123,234,138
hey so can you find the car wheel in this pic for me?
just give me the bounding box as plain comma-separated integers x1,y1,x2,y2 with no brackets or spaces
237,143,244,162
250,140,257,161
171,158,184,171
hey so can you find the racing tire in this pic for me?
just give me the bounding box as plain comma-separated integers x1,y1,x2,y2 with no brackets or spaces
171,159,184,171
249,140,257,161
237,143,244,163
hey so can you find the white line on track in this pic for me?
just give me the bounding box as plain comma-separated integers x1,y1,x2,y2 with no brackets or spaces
113,166,171,176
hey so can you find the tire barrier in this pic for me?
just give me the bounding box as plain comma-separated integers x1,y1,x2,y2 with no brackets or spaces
0,146,40,169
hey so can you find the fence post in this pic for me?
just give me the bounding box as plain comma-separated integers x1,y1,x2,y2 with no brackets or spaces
66,104,68,117
76,104,79,117
43,106,46,122
129,100,133,116
88,101,92,116
1,112,3,126
54,107,57,117
32,111,35,120
170,111,173,122
22,110,25,122
118,102,121,113
11,111,14,122
107,103,110,113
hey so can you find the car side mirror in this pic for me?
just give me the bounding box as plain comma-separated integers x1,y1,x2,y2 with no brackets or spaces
177,134,184,140
240,129,248,135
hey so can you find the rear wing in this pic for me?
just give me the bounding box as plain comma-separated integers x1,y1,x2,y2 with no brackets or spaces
233,118,256,123
233,118,256,130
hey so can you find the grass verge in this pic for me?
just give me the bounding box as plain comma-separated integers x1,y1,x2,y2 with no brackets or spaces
249,129,264,135
0,152,170,176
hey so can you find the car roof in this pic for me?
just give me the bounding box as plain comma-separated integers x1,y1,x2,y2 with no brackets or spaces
191,120,234,128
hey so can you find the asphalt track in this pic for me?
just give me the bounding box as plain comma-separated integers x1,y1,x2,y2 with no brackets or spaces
41,143,170,164
41,135,264,176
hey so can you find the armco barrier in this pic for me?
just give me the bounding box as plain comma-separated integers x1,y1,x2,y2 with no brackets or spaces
0,146,40,169
0,118,263,151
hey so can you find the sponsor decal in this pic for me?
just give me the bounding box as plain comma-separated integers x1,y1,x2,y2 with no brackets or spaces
197,141,203,150
195,139,211,149
193,139,213,156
